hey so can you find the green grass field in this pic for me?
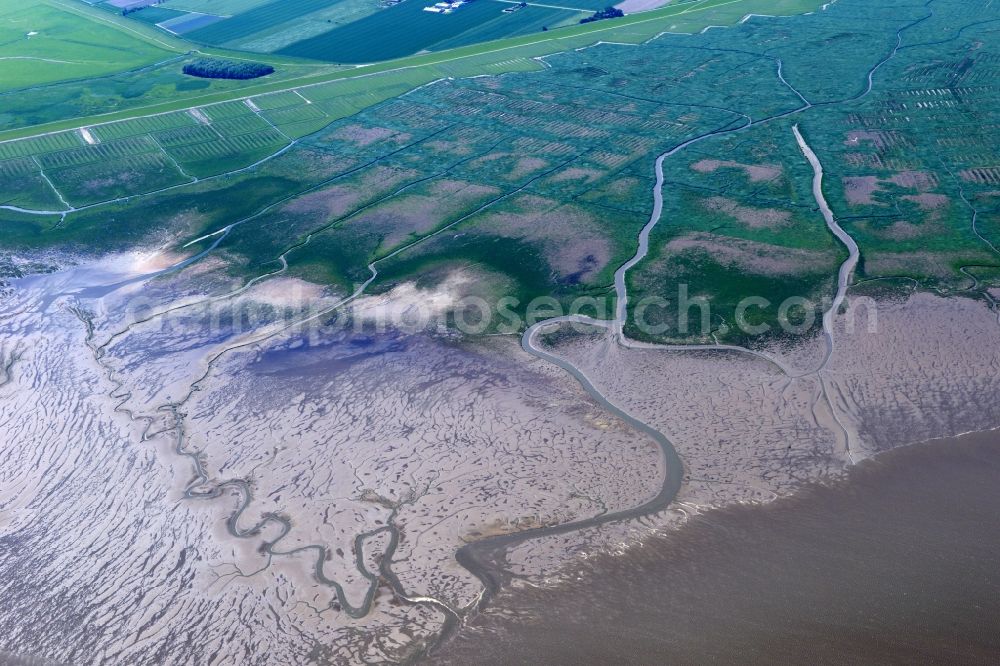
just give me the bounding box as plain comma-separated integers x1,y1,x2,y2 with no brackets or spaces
279,0,532,62
277,0,592,62
429,5,583,51
4,0,997,345
184,0,336,45
147,0,626,60
161,0,271,13
0,0,173,92
227,0,386,52
0,0,829,144
124,7,187,25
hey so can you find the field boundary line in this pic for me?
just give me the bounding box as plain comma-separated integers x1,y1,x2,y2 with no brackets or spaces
494,0,592,12
1,0,800,146
43,0,186,53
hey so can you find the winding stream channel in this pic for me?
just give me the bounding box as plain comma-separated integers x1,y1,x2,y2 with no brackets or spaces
793,124,860,372
77,62,872,660
452,125,855,650
4,4,940,659
449,46,900,653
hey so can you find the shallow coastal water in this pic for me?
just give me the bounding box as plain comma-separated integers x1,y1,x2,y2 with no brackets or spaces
434,431,1000,665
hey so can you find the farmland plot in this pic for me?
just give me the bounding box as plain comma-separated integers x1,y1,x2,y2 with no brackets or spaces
0,1,171,92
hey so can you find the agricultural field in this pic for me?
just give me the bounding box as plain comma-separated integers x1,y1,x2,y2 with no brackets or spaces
0,0,173,91
0,51,338,134
429,5,578,50
1,0,348,137
4,0,998,340
122,6,186,25
181,0,343,44
114,0,704,63
163,0,272,13
3,0,821,140
277,0,583,63
5,1,1000,664
7,0,998,340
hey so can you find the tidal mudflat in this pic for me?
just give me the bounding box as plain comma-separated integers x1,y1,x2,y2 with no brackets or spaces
2,0,999,661
0,255,664,663
432,429,1000,665
3,247,999,664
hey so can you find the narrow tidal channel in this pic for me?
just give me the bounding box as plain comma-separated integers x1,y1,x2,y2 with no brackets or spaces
432,430,1000,665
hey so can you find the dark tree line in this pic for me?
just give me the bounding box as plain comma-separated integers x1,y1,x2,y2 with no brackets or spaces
579,6,624,23
182,58,275,80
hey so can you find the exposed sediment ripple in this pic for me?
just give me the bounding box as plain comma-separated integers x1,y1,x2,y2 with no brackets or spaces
0,262,666,663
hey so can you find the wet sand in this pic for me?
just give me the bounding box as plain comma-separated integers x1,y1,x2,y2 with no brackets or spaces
432,430,1000,665
0,258,665,664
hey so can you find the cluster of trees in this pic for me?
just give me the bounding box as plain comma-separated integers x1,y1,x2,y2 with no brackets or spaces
182,58,275,80
579,6,624,23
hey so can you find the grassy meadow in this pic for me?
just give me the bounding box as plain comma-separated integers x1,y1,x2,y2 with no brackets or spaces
0,0,173,92
5,0,998,342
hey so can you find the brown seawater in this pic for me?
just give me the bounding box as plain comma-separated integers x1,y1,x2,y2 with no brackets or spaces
433,431,1000,665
